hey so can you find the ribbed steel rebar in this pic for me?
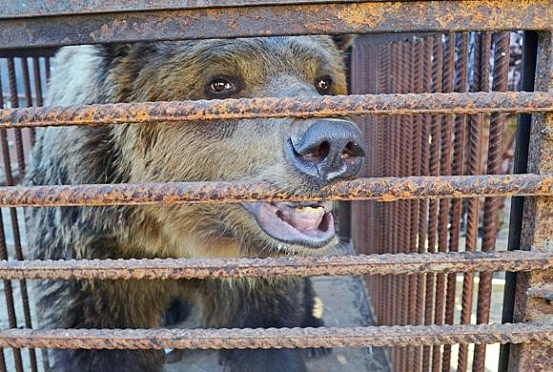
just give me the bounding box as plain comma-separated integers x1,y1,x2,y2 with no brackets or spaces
0,251,549,281
0,324,550,350
0,92,552,129
458,31,492,372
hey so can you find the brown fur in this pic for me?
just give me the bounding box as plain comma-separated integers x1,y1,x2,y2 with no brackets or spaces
25,36,355,372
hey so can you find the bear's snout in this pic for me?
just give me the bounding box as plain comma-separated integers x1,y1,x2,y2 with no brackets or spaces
286,119,366,184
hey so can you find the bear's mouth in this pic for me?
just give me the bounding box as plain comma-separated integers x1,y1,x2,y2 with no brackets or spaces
242,201,335,248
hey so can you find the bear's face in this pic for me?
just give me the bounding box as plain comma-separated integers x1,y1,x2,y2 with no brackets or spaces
107,36,364,257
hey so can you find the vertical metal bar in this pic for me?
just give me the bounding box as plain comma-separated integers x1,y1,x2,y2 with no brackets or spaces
419,34,432,372
387,41,396,328
20,57,33,109
5,57,39,371
508,30,552,372
0,348,6,372
390,41,401,369
423,33,443,372
377,42,390,325
457,31,492,372
383,42,393,328
20,57,36,151
432,32,452,372
399,40,413,372
7,58,26,176
31,56,44,146
339,38,357,244
498,31,539,372
442,31,470,372
44,57,51,80
412,37,426,372
472,31,511,372
36,52,51,372
406,38,420,372
0,66,24,372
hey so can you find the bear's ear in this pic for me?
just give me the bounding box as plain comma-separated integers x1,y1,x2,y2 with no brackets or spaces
332,35,357,52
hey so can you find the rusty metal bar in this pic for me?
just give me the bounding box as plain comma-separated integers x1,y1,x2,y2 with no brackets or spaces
2,57,39,372
376,41,392,328
407,41,422,365
509,31,553,372
433,32,455,372
0,64,24,372
7,59,25,176
0,215,23,372
1,1,550,49
1,174,551,207
473,31,512,372
0,0,386,18
31,51,52,372
0,92,551,129
400,40,414,372
410,38,424,372
458,31,492,372
443,31,470,372
0,324,551,351
499,31,540,372
423,33,444,372
0,251,549,281
0,348,5,372
416,35,433,372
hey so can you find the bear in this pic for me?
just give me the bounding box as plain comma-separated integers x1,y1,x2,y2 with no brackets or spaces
25,35,365,372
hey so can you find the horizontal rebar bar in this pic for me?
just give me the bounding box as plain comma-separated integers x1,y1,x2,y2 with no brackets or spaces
1,92,551,129
0,324,550,350
0,174,551,207
1,1,550,48
0,251,550,280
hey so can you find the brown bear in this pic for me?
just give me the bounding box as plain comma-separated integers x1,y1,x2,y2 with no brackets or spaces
25,36,365,372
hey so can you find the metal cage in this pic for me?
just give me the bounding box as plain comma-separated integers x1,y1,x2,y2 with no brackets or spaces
0,1,552,372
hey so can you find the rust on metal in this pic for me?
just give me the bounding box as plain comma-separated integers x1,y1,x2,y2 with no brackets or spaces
458,30,492,372
442,31,470,372
509,32,553,372
1,0,376,18
0,251,551,281
0,323,551,350
0,64,24,372
0,1,550,49
0,92,551,129
473,31,512,372
0,174,552,207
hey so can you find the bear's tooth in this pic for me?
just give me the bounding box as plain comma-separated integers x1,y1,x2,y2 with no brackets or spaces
296,206,324,215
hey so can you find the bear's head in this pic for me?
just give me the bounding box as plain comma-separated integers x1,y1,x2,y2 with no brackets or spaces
97,36,364,257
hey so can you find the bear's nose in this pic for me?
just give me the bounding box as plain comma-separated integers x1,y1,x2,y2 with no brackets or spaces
286,119,366,184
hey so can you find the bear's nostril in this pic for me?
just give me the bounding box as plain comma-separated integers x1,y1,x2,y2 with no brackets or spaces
302,141,330,163
286,119,365,184
341,142,366,160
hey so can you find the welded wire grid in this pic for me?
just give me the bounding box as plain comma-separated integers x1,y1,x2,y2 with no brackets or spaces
350,31,551,372
0,2,552,372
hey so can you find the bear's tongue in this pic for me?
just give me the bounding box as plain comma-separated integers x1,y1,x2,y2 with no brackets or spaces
276,204,325,231
242,201,335,247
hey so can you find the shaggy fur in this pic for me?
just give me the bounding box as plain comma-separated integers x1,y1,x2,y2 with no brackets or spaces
26,36,355,372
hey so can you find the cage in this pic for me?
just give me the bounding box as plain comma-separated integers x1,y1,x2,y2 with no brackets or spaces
0,1,551,372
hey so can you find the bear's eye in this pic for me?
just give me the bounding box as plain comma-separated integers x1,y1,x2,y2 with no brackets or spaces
211,79,232,92
316,76,333,95
205,77,241,98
